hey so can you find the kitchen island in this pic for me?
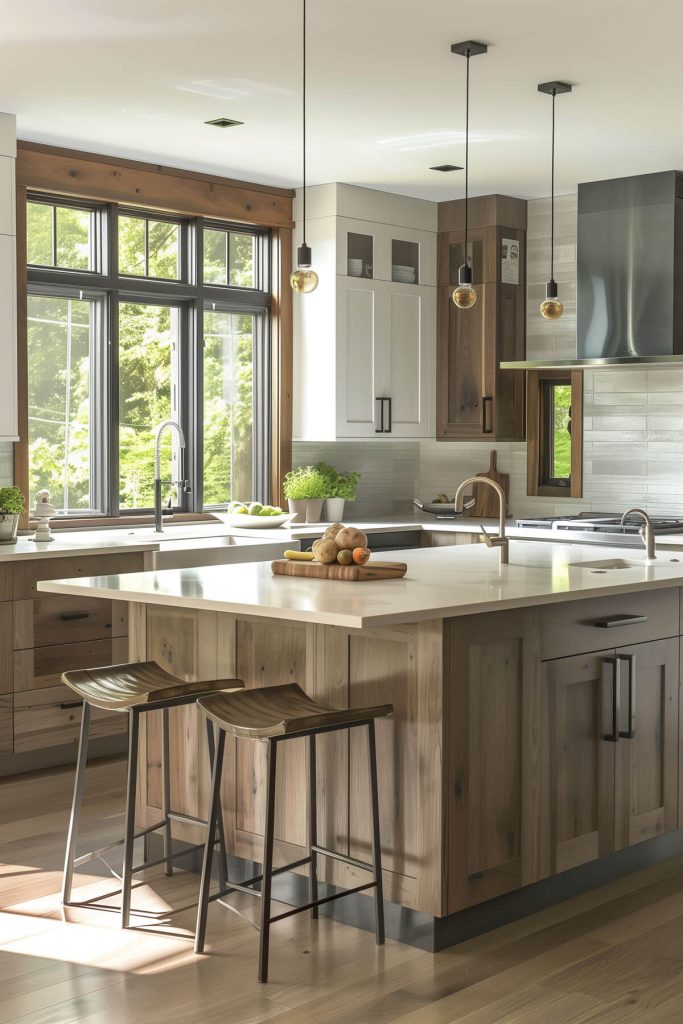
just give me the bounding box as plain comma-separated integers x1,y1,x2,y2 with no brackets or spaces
39,541,683,947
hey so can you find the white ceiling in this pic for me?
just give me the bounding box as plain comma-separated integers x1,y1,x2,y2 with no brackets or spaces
2,0,683,201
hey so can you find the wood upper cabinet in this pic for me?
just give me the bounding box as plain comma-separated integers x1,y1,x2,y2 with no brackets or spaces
543,638,679,874
447,608,548,912
436,196,526,441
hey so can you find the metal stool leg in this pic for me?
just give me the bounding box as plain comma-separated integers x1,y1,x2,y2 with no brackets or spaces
258,738,278,984
62,701,92,905
120,708,140,929
205,719,228,892
308,734,318,920
161,707,173,877
195,727,226,954
367,721,385,945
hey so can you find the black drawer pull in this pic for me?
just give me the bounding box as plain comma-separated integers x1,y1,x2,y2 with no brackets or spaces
60,612,90,622
59,701,83,710
595,614,647,628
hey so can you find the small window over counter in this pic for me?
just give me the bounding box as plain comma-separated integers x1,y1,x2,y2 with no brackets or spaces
527,369,583,498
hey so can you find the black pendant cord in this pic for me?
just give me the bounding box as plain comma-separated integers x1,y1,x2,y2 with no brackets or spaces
302,0,307,249
550,87,556,283
464,47,470,264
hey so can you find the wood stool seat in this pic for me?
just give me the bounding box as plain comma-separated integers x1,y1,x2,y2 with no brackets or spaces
63,660,244,711
195,683,393,982
197,682,392,739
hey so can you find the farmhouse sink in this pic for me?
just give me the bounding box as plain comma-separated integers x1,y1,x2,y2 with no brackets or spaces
568,557,646,571
147,536,293,570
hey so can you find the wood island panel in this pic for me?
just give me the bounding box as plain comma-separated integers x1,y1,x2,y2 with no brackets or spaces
0,602,11,694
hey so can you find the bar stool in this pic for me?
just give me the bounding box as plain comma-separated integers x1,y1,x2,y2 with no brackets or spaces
61,660,245,928
194,682,393,983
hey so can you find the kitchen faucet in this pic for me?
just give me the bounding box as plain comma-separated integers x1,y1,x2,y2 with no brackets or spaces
154,420,191,533
454,477,509,565
621,507,656,561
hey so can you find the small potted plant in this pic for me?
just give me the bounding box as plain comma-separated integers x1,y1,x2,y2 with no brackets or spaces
316,463,361,522
0,486,25,544
283,465,329,523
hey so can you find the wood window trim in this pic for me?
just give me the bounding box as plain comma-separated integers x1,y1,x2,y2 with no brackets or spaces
13,143,294,524
526,369,583,498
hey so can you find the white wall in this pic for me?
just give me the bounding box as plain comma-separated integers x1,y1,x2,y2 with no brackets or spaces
295,191,683,519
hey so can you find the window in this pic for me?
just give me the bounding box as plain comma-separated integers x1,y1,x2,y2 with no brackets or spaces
26,195,271,517
527,370,583,498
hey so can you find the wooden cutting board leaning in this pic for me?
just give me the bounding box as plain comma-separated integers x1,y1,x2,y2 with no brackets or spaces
471,450,510,518
271,560,408,582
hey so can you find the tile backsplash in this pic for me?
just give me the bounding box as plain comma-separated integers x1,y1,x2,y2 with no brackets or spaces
0,442,12,487
296,192,683,520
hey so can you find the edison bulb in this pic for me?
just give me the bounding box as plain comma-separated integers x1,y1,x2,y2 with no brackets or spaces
290,268,319,294
453,284,477,309
540,297,564,320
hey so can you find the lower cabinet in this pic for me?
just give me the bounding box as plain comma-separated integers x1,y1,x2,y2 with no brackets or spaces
543,637,679,873
446,608,549,912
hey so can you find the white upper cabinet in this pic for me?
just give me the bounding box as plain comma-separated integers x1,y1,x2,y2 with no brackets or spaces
293,184,437,441
0,114,17,442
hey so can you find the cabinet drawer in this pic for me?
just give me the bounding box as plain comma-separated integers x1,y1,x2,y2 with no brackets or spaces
13,637,129,693
13,685,126,753
0,693,11,754
541,589,679,660
0,565,10,601
13,597,128,650
12,552,145,600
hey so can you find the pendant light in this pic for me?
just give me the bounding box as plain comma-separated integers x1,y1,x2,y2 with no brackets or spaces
538,80,572,320
290,0,318,294
451,41,487,310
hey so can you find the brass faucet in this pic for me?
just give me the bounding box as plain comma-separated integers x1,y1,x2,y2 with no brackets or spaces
454,477,509,565
621,507,656,561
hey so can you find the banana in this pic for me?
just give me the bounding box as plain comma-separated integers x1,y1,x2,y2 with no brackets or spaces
284,549,315,561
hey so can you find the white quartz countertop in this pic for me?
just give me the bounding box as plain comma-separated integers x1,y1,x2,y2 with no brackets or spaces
37,541,683,630
0,531,161,561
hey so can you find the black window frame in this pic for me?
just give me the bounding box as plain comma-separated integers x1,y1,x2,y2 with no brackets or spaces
26,192,272,518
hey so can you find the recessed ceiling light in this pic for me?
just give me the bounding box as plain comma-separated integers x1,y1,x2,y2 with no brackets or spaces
430,164,463,172
205,117,244,128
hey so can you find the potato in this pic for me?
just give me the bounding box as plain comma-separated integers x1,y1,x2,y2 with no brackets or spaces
336,548,353,566
323,522,345,541
335,526,368,551
312,538,338,565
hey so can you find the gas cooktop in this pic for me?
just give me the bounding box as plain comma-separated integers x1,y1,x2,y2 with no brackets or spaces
515,512,683,536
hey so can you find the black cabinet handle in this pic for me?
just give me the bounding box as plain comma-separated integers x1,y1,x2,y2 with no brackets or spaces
595,614,647,628
375,397,384,433
384,396,392,433
482,395,493,434
60,612,90,622
59,701,83,710
603,656,621,743
618,653,636,739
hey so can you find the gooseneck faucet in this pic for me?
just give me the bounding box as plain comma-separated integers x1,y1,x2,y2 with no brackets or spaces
154,420,190,533
621,507,656,561
454,476,509,565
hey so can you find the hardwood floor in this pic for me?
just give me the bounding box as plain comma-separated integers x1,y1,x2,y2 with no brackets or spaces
2,758,683,1023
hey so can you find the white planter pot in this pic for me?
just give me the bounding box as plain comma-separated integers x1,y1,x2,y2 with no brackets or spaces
287,499,308,524
0,513,19,543
305,499,324,524
325,498,345,522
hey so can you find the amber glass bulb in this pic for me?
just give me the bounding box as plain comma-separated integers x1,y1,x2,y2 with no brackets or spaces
290,267,319,294
540,297,564,320
453,284,477,309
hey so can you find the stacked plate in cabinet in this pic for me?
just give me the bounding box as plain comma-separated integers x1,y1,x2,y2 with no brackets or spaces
392,263,416,284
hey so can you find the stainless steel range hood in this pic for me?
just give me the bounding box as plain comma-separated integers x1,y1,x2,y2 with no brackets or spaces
502,170,683,369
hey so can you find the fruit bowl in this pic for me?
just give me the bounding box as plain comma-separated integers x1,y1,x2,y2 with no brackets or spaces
225,512,298,529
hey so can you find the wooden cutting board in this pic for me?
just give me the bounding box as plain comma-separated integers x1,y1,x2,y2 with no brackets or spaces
272,559,407,582
471,450,510,519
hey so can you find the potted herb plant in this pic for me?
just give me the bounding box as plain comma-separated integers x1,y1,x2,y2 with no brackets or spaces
283,465,329,523
316,463,361,522
0,486,25,544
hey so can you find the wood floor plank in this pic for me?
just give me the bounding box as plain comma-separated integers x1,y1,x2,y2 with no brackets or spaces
1,757,683,1023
